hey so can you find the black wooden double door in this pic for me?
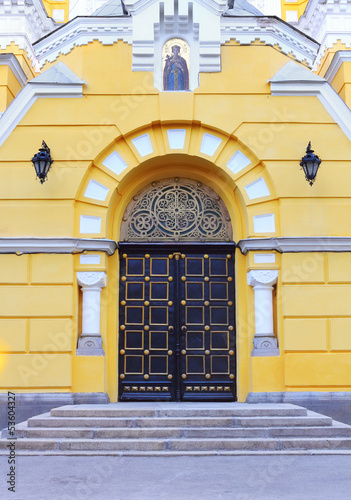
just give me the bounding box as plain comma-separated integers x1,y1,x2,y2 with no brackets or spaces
118,244,236,401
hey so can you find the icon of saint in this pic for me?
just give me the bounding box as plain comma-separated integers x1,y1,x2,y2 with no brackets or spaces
163,45,189,91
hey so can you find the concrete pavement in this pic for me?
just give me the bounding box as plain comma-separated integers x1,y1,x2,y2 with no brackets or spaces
1,455,351,499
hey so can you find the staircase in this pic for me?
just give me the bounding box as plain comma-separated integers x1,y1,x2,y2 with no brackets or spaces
2,403,351,456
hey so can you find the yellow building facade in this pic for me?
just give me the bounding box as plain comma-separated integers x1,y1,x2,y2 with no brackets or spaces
1,0,351,420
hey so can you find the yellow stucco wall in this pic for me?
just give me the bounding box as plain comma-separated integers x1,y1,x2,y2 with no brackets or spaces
0,44,36,112
42,0,69,23
1,40,351,401
281,0,308,22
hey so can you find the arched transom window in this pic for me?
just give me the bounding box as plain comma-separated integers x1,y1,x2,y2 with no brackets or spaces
120,178,232,242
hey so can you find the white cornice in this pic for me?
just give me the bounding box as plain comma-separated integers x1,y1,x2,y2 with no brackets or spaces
33,11,319,79
270,61,351,142
0,0,56,68
238,237,351,254
0,33,39,69
296,0,351,69
0,63,85,147
0,238,117,255
324,51,351,84
124,0,227,16
34,16,133,68
0,0,55,40
221,16,319,68
0,54,28,86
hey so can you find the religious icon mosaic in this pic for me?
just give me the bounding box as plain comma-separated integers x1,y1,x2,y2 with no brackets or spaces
162,38,190,91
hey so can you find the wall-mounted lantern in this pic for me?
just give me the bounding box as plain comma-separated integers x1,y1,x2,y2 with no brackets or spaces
31,141,53,184
300,142,322,186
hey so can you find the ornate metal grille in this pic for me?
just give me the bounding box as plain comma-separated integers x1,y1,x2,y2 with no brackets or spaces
120,178,232,241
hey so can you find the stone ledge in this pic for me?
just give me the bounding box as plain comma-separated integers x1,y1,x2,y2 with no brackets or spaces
246,392,351,403
0,393,110,429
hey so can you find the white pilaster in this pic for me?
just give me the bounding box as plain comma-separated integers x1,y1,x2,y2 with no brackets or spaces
247,270,279,357
76,272,107,356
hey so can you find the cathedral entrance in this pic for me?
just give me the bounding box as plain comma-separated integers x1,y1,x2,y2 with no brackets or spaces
118,179,236,401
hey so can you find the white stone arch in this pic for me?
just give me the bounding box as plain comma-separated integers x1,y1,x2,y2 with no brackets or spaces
75,121,278,244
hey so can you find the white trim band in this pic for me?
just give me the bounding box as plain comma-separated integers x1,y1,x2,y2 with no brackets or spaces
0,62,85,148
324,51,351,84
0,54,28,87
238,237,351,254
0,238,117,255
270,61,351,142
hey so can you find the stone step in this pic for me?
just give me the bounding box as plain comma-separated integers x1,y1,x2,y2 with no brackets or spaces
21,427,182,439
2,403,351,456
268,424,351,438
182,424,351,439
233,415,333,427
1,437,351,452
20,426,266,439
28,416,239,428
169,437,351,452
27,414,331,429
18,424,351,440
50,404,307,419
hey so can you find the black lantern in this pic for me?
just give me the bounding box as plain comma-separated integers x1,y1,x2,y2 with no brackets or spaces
31,141,53,184
300,142,321,186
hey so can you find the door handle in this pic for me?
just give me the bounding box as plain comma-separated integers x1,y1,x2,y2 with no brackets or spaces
181,326,187,332
168,326,174,333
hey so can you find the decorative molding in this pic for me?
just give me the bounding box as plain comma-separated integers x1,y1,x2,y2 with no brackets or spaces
31,1,318,88
34,16,133,68
70,0,112,19
121,177,232,241
0,0,56,67
221,16,319,68
0,33,38,69
0,238,117,255
296,0,351,68
238,237,351,254
125,0,227,16
0,54,28,86
324,51,351,84
252,335,279,357
249,0,281,17
0,62,85,148
77,272,108,288
247,269,278,287
270,60,351,142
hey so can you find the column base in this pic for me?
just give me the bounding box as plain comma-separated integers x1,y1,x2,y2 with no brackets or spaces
76,336,104,356
252,335,280,357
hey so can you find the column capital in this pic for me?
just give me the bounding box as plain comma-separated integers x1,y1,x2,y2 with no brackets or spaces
77,272,107,289
247,270,278,288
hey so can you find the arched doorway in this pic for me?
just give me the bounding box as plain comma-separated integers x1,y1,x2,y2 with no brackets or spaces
118,178,236,401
